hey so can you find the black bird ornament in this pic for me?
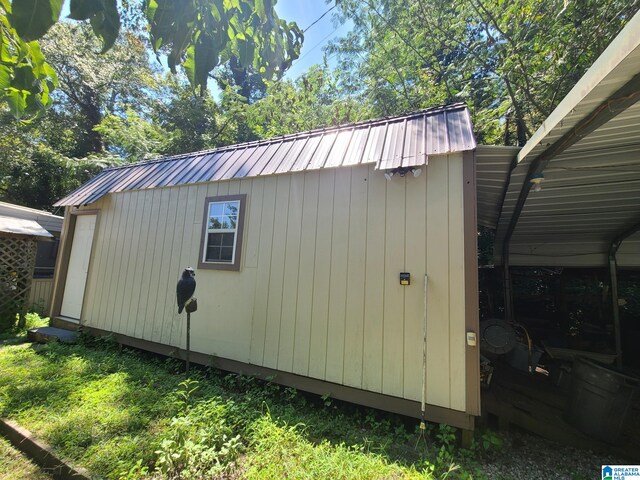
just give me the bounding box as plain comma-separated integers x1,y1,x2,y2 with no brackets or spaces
177,267,196,314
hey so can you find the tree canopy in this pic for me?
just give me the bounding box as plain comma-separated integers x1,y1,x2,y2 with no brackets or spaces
0,0,303,118
1,0,638,211
328,0,639,145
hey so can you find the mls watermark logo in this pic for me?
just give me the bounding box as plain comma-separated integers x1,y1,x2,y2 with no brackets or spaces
603,465,640,480
604,466,613,480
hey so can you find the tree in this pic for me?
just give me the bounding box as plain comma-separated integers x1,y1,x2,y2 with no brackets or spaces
0,0,303,118
152,77,223,155
0,107,107,209
244,65,369,138
94,109,167,162
329,0,639,145
0,5,57,119
40,22,159,153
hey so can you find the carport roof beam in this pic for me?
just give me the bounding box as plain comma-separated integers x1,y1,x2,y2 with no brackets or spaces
502,73,640,321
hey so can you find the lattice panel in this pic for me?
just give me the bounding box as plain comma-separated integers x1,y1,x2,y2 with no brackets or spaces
0,237,37,327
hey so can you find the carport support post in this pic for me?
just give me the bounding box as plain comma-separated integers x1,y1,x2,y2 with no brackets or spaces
608,219,640,370
608,249,622,370
503,251,514,322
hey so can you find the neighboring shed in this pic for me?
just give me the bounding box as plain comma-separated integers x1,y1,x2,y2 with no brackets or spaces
51,103,483,430
0,209,57,325
0,202,63,314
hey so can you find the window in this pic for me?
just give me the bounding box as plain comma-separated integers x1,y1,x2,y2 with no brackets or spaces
199,194,246,271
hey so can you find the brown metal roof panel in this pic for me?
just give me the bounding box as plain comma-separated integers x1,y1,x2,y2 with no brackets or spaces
64,167,130,206
308,131,338,170
274,137,309,174
135,159,180,190
402,116,426,167
260,140,295,176
291,134,323,171
80,167,137,205
232,143,269,178
378,120,406,170
181,152,223,184
220,146,261,180
111,164,154,193
153,157,196,188
255,142,286,176
364,123,388,167
243,142,279,177
126,160,172,191
342,126,370,166
197,149,235,182
425,111,450,155
446,108,476,152
324,129,353,168
56,104,477,205
210,148,248,181
54,170,110,206
162,154,208,187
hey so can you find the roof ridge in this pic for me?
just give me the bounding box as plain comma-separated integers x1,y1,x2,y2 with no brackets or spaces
103,103,469,172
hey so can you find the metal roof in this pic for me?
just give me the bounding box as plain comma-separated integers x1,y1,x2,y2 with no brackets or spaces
54,104,476,207
494,11,640,267
475,145,520,228
0,215,54,239
0,201,63,233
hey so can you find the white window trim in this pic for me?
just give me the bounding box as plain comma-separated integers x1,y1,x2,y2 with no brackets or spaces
198,194,246,271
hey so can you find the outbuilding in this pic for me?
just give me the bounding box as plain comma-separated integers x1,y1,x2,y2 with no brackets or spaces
48,9,640,447
51,103,483,431
0,202,62,323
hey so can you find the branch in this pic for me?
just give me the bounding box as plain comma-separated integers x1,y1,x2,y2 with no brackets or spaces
471,0,550,118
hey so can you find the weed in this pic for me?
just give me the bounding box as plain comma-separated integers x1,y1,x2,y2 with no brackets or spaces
152,398,243,479
0,334,494,479
480,430,503,453
172,378,200,413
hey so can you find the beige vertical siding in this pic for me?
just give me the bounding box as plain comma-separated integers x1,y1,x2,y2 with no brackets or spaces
77,153,470,412
28,278,53,312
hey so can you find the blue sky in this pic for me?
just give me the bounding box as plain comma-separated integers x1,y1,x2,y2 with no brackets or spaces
275,0,353,79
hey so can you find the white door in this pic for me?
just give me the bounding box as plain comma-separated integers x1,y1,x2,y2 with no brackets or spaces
60,215,96,319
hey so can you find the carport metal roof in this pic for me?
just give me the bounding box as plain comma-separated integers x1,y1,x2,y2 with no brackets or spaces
493,10,640,268
0,215,53,240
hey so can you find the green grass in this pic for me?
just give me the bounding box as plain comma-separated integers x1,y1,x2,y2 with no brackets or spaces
0,436,51,479
0,312,48,343
0,323,492,479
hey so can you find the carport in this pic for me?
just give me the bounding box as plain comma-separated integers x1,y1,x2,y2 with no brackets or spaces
479,10,640,370
476,10,640,458
472,12,640,454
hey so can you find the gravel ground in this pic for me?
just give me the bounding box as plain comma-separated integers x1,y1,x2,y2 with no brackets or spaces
0,437,51,480
477,430,634,480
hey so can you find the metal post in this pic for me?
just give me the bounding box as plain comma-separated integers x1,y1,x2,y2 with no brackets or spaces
608,250,622,370
503,248,514,323
186,311,191,375
607,218,640,371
